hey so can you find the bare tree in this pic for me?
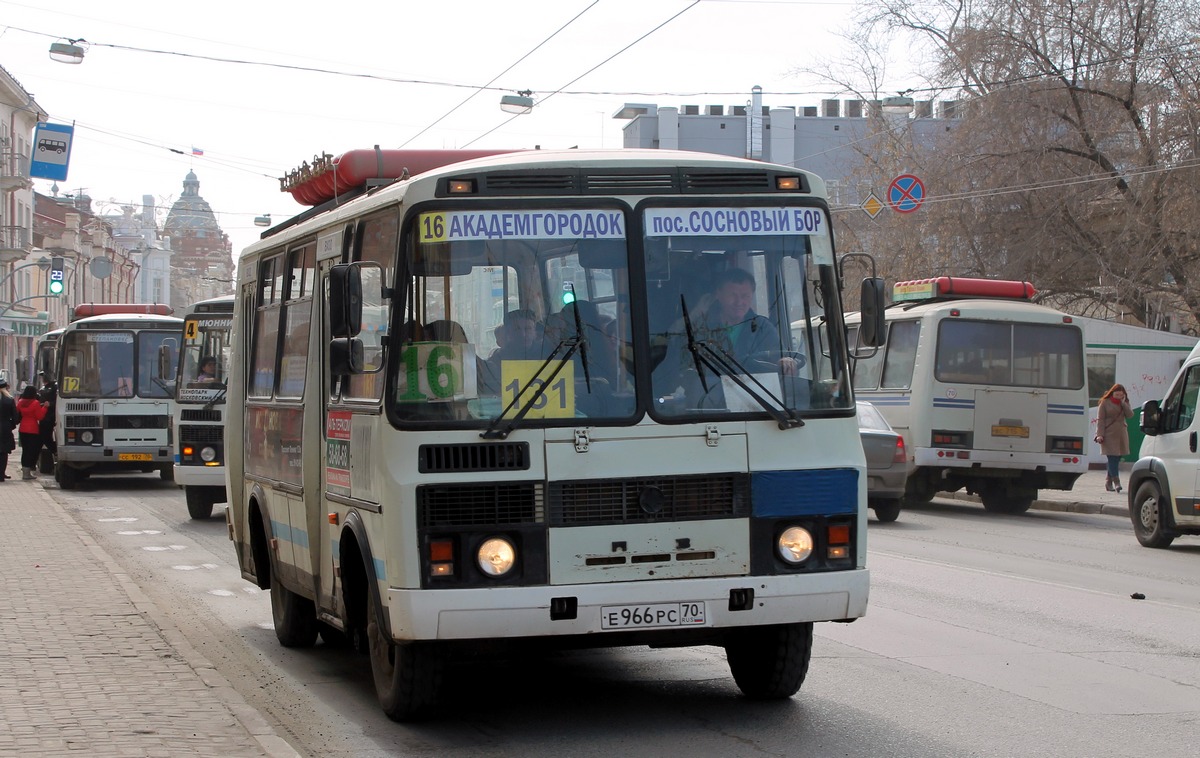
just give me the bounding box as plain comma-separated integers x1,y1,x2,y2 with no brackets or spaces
820,0,1200,331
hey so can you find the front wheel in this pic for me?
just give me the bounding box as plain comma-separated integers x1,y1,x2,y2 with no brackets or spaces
159,465,174,482
724,622,813,699
185,487,215,520
55,462,79,490
871,499,902,523
1131,481,1175,548
367,585,442,721
270,570,318,648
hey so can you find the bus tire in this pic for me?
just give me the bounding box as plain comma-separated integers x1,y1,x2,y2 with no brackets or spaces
1131,481,1176,549
159,465,174,482
367,586,442,721
980,488,1033,514
270,572,319,648
185,488,215,520
56,462,79,491
871,499,902,523
724,622,812,700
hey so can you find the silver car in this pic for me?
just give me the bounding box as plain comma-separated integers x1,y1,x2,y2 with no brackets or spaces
857,401,907,522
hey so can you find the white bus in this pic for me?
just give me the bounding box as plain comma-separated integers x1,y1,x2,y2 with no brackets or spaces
51,304,182,490
226,148,885,720
173,295,234,519
846,277,1089,513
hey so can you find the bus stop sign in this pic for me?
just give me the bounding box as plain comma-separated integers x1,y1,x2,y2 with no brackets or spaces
30,123,75,181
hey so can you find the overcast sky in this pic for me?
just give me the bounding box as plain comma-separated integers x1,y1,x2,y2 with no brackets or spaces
2,0,920,258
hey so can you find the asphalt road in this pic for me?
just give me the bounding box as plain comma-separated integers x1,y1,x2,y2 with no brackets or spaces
48,475,1200,757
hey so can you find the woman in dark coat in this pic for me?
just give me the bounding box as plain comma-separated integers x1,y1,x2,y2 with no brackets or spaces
16,384,47,481
1096,383,1134,493
0,380,17,481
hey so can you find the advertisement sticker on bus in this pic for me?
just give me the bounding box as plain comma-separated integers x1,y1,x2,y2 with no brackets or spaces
418,209,625,242
326,410,352,494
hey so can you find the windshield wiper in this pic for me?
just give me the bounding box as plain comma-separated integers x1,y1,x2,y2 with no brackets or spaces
202,386,227,410
678,297,802,430
481,312,589,440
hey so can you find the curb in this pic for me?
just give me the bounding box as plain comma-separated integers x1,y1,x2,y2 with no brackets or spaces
34,480,303,758
941,490,1129,517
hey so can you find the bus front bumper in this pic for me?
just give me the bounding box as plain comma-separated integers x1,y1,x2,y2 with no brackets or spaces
173,464,226,487
58,447,173,465
386,568,869,641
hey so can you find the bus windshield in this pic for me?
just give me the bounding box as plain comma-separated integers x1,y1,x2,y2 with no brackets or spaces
59,330,179,399
392,207,635,424
177,315,233,401
644,205,849,418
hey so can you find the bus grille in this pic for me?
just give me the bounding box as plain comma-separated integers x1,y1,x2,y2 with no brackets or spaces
418,442,529,473
418,483,544,527
548,473,751,525
684,171,779,192
65,415,101,428
584,173,678,192
65,401,98,413
105,415,170,429
181,425,223,444
180,409,221,422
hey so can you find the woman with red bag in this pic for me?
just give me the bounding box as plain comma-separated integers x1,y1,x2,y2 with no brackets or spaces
1095,383,1134,493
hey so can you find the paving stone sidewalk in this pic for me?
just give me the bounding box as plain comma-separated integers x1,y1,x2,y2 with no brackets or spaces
0,462,299,757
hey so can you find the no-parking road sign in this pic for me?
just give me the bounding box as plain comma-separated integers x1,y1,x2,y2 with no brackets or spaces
887,174,925,213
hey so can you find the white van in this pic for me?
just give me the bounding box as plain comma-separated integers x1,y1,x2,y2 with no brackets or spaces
1128,341,1200,548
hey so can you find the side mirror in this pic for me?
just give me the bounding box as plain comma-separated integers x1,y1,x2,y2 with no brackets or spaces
1140,400,1160,436
330,337,364,376
330,264,363,339
858,277,887,347
157,344,174,382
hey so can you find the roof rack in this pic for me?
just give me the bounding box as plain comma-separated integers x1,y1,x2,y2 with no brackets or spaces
892,276,1035,303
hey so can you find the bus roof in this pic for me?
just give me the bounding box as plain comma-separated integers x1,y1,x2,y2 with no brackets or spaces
892,277,1036,303
73,303,174,320
64,312,183,329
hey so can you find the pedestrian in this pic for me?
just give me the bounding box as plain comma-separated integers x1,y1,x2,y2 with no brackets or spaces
1095,383,1134,493
37,372,57,466
16,384,47,481
0,379,18,481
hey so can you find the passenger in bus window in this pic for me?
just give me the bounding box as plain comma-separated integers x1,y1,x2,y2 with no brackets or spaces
195,356,218,383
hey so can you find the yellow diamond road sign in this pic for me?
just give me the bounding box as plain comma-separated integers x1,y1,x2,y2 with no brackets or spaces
861,192,884,219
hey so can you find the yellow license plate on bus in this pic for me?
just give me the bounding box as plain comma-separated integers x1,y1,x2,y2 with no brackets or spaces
600,602,707,630
991,425,1029,438
118,453,153,461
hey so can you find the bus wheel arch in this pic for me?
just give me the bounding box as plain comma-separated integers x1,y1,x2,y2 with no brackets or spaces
246,494,272,591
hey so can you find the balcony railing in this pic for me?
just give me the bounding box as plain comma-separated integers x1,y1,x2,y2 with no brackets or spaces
0,151,33,193
0,226,32,263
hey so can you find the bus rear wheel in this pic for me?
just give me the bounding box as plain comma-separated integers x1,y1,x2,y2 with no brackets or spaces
980,487,1034,514
724,622,813,699
55,462,79,490
367,586,442,721
270,571,318,648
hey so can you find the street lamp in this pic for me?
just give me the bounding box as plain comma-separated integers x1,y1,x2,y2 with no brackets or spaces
49,39,87,64
254,214,272,227
500,90,534,115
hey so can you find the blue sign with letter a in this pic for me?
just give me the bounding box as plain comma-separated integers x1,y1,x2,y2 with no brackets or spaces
30,123,75,181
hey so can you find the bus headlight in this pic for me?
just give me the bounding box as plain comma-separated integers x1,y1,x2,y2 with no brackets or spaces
81,430,94,444
777,526,814,564
476,537,516,577
200,446,217,462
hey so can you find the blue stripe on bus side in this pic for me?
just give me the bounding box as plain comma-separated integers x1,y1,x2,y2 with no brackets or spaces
932,398,975,408
270,519,310,549
329,540,387,582
752,469,858,516
1047,404,1086,415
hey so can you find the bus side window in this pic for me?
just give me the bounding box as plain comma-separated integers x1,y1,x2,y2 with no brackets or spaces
880,321,920,389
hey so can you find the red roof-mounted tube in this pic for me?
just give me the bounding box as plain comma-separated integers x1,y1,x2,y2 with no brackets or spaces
73,303,174,319
280,148,521,206
892,276,1036,302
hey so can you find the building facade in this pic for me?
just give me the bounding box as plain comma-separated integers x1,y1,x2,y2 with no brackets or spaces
163,171,234,310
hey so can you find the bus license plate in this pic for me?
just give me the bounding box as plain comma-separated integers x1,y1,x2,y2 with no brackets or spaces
118,453,153,461
991,425,1029,438
600,602,707,630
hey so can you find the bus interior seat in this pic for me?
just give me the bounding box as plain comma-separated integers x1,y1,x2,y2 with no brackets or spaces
425,319,469,344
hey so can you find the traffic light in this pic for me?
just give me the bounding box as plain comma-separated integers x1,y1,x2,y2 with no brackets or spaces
48,257,64,295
